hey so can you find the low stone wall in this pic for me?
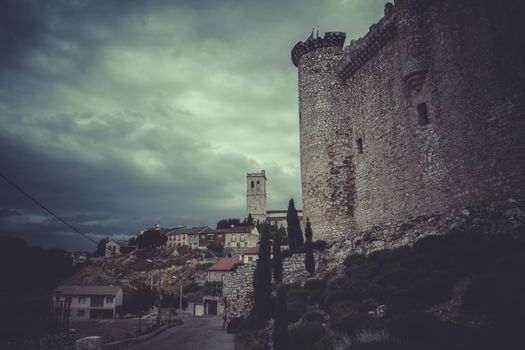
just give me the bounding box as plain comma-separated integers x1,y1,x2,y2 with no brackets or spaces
223,253,323,318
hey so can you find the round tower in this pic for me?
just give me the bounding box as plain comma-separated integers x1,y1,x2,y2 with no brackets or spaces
291,32,356,243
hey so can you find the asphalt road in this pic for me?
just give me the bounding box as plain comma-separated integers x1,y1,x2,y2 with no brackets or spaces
126,315,234,350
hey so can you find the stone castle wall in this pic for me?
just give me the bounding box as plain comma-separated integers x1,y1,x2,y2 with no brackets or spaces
292,0,525,242
223,254,321,318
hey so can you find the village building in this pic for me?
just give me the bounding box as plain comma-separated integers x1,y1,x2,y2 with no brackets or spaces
207,258,243,282
105,239,133,257
165,226,211,249
53,285,123,320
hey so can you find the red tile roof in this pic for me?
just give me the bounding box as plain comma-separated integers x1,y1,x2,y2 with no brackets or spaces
167,226,211,236
244,247,258,255
54,285,122,296
208,258,242,271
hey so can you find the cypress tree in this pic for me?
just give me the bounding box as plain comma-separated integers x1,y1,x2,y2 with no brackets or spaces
253,223,273,322
286,198,304,250
272,234,283,283
273,286,289,350
304,218,315,274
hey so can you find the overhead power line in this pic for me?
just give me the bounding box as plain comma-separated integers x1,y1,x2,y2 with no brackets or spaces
0,171,98,245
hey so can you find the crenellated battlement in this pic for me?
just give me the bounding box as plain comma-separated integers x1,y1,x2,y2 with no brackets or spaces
338,4,397,81
291,32,346,67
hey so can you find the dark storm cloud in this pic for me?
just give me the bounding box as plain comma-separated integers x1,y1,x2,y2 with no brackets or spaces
0,0,386,250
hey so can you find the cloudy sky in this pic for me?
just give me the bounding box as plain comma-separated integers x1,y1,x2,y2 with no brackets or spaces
0,0,385,251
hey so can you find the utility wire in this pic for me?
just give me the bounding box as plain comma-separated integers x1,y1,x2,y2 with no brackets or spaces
0,171,98,245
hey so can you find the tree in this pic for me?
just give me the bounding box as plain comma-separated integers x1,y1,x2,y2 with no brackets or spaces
93,237,109,257
119,285,155,332
272,234,283,283
273,286,289,350
207,242,224,256
246,214,254,226
136,229,167,249
253,223,273,322
304,218,315,274
128,236,137,247
286,198,304,250
216,218,242,229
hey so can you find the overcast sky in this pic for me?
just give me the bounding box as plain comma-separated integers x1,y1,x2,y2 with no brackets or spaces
0,0,385,251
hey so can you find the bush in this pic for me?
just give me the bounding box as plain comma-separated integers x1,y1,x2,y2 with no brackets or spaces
386,312,462,349
301,311,325,324
287,301,307,324
305,279,326,292
330,311,374,334
462,272,525,322
289,321,326,350
237,314,266,332
344,253,366,267
405,276,454,308
312,240,328,251
227,315,244,333
234,330,267,350
347,340,406,350
287,288,309,302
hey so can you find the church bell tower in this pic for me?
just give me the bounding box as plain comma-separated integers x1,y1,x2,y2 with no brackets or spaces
246,170,267,223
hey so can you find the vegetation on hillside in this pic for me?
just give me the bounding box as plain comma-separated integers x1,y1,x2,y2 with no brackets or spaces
233,229,525,350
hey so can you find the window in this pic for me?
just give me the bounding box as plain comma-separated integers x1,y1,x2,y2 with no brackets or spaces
78,296,86,304
237,242,240,247
248,257,253,262
106,296,114,304
77,310,85,317
256,181,260,190
417,103,429,125
251,181,254,188
357,138,363,154
244,242,248,247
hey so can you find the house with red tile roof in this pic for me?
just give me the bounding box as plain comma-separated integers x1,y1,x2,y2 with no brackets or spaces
207,258,243,282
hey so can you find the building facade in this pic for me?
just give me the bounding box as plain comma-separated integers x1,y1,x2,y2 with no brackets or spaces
291,0,525,242
53,285,123,320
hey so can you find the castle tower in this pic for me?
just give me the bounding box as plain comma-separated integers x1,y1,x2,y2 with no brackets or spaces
246,170,267,223
291,32,356,242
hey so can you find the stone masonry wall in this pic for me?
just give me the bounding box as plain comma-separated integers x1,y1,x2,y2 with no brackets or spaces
223,254,322,318
292,0,525,242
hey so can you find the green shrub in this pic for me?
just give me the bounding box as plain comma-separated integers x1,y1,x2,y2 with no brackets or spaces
386,311,461,349
234,330,267,350
227,315,244,333
236,314,266,332
304,278,326,292
289,321,326,350
347,340,406,350
287,301,307,324
301,311,325,324
312,240,328,251
462,272,525,322
375,265,415,289
344,253,366,267
330,311,374,333
287,288,309,302
405,276,454,308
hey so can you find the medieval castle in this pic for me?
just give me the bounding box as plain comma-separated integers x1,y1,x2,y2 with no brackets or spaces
291,0,525,242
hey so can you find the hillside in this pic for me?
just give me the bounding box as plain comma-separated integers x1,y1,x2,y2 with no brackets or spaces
233,229,525,350
64,247,216,297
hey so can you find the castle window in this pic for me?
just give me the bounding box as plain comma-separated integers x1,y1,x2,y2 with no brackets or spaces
417,103,429,126
357,138,363,154
251,181,254,188
256,181,260,190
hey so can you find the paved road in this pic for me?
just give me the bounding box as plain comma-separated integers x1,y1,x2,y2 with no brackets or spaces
126,315,234,350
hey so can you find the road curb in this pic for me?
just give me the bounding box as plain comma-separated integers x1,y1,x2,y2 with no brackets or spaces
102,320,183,349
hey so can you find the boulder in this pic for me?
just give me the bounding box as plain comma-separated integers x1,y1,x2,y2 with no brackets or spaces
75,336,102,350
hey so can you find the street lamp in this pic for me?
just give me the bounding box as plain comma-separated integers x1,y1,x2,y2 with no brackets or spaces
147,259,162,327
